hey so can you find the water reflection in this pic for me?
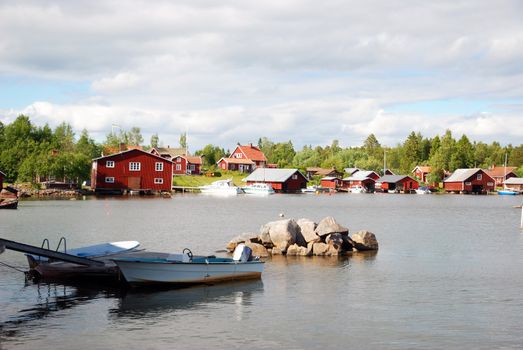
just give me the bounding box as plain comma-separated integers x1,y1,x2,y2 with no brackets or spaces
0,281,121,341
267,250,377,267
112,280,264,320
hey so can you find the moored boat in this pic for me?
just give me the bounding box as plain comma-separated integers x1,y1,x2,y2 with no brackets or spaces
242,183,275,195
199,179,243,195
349,185,366,193
498,189,518,195
415,186,431,194
113,245,264,286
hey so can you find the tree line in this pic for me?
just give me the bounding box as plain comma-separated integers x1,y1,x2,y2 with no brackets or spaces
1,115,522,185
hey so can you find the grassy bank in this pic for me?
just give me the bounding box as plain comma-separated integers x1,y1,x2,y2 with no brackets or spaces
172,171,248,187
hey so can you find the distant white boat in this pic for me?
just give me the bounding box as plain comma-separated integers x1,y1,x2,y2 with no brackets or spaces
349,185,366,193
301,185,318,193
199,179,243,195
243,183,275,195
415,186,431,194
113,244,264,286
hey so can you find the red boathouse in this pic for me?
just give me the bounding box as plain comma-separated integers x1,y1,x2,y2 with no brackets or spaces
443,168,495,194
91,149,173,194
243,168,307,193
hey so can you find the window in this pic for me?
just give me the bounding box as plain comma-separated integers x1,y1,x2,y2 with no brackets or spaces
176,164,181,171
105,177,115,183
177,157,182,163
465,181,472,186
235,153,242,158
190,164,195,171
129,162,141,171
477,174,482,180
154,178,164,184
155,162,164,171
487,182,494,186
106,160,115,168
292,174,298,180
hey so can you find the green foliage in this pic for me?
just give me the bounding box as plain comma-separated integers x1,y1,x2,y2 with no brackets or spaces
179,132,187,149
195,144,226,166
150,133,159,149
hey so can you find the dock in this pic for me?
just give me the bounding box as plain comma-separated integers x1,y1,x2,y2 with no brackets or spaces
172,186,201,193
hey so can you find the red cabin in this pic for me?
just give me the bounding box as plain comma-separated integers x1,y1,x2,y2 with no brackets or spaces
443,168,495,194
217,143,268,173
244,168,307,193
341,171,379,192
320,177,341,190
91,149,173,194
412,166,431,183
376,175,419,193
484,166,517,187
172,155,203,175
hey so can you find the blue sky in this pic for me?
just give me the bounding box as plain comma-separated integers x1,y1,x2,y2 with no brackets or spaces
1,1,522,149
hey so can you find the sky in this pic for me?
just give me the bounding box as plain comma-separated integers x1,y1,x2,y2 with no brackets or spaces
1,0,522,151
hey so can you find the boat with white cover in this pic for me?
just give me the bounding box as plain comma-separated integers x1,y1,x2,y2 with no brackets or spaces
113,244,264,286
242,183,275,195
415,186,431,194
199,179,243,195
349,185,366,193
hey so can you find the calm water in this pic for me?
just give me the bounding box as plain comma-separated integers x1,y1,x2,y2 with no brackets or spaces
1,194,522,350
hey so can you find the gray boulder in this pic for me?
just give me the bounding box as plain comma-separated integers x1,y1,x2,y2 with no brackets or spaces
226,232,261,252
286,244,300,256
351,230,379,251
245,242,269,258
297,218,320,243
259,219,300,253
312,242,330,256
315,217,349,237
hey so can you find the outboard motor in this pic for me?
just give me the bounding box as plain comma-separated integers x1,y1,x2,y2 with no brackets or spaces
233,244,253,262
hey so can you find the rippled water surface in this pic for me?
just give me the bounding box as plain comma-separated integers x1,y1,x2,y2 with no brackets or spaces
1,194,522,349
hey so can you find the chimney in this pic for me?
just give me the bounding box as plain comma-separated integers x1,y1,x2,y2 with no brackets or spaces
249,142,252,147
119,143,126,152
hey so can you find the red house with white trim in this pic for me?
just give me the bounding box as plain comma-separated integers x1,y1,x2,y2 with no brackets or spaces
443,168,495,194
484,165,517,187
172,155,203,175
91,149,173,194
320,176,341,190
217,143,268,173
412,166,431,183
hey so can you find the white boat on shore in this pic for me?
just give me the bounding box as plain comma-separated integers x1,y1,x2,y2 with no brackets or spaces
242,183,275,195
199,179,243,195
415,186,431,194
113,245,264,286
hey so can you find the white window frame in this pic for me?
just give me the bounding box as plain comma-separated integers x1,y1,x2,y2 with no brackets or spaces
177,157,182,163
477,174,482,180
155,162,164,171
292,174,298,180
105,177,115,183
176,164,182,171
106,160,115,168
129,162,141,171
154,178,164,184
465,181,472,186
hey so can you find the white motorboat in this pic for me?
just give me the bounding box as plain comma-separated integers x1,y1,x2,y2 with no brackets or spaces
113,244,264,286
301,185,318,193
242,183,275,195
349,185,366,193
199,179,243,195
415,186,431,194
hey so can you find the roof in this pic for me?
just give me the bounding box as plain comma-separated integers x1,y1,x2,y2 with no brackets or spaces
504,177,523,185
236,144,267,162
344,168,360,175
306,167,341,176
153,147,187,158
218,157,255,165
377,175,414,183
244,168,306,183
485,166,517,178
443,168,493,182
343,171,378,181
93,148,173,163
320,176,338,181
185,156,202,165
413,166,431,173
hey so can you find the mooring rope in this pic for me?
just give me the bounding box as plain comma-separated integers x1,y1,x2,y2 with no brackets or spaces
0,260,27,273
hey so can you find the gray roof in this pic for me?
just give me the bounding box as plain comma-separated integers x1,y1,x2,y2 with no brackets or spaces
376,175,412,183
443,168,488,182
343,170,377,181
504,177,523,185
344,168,360,175
244,168,305,183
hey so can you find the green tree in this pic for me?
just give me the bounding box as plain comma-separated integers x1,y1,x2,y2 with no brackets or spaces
127,127,144,146
179,132,187,149
150,133,159,149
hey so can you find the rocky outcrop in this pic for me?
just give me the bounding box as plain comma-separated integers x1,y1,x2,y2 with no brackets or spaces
351,230,379,251
315,216,349,237
226,217,378,258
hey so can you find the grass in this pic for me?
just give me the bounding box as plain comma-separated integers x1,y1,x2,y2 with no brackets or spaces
172,171,249,187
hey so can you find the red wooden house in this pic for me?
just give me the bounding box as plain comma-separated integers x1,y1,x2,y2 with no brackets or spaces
91,149,173,194
172,155,203,175
320,176,341,190
443,168,495,194
376,175,419,193
341,171,379,191
244,168,307,193
0,170,5,190
485,166,517,187
412,166,431,183
217,143,267,173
